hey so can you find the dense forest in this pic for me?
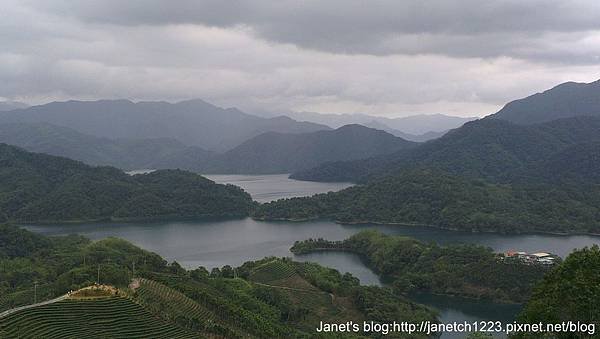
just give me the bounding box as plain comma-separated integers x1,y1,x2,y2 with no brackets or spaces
291,116,600,184
0,144,254,223
0,224,438,338
279,117,600,233
514,245,600,339
255,169,600,234
291,230,550,303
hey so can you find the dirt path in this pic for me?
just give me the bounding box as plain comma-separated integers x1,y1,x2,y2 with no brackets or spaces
0,294,68,319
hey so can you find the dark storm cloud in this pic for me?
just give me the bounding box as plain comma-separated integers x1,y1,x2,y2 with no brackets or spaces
33,0,600,62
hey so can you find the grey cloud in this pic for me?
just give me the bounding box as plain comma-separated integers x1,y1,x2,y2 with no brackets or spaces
2,0,600,118
29,0,600,62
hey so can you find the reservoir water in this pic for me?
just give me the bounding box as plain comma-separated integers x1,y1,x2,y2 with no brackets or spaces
23,174,600,338
204,173,353,202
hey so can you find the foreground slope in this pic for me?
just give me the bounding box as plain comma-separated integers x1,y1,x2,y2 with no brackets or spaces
0,225,438,338
515,245,600,339
0,144,253,223
0,297,199,339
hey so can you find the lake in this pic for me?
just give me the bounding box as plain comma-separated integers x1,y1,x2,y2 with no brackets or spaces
22,174,600,338
204,173,353,202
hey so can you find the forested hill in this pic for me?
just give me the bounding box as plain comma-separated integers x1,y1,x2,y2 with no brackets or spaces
255,169,600,234
291,230,549,303
491,79,600,125
291,116,600,184
0,144,254,223
198,124,416,174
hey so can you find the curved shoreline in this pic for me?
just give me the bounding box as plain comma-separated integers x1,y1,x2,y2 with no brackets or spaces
292,247,526,305
253,216,600,237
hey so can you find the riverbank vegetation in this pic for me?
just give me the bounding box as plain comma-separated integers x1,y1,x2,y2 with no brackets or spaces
291,230,551,303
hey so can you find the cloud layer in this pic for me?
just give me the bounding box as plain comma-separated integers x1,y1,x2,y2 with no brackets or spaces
2,1,600,116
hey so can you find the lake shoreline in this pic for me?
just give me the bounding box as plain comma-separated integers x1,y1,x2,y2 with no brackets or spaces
252,216,600,237
294,247,525,305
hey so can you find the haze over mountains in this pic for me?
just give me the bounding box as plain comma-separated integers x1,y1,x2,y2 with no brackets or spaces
0,122,214,170
261,110,475,141
0,122,413,174
198,124,415,174
292,79,600,183
3,79,598,180
0,99,329,152
0,101,28,112
0,99,430,174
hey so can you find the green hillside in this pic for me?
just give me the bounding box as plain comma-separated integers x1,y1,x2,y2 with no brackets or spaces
255,169,600,233
0,224,438,338
269,116,600,234
291,116,600,184
0,297,199,339
0,143,253,223
491,79,600,125
514,245,600,339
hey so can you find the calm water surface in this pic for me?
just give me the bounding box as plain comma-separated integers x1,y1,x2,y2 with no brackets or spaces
22,174,600,339
204,173,353,202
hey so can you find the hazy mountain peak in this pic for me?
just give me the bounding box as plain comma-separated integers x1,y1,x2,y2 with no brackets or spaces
491,79,600,125
0,98,329,151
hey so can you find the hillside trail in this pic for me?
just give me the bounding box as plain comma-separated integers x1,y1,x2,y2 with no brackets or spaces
0,284,115,319
0,294,68,319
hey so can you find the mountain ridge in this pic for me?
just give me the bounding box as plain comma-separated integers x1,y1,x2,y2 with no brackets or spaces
0,99,330,152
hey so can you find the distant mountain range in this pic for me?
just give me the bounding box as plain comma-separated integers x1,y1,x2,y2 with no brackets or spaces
259,79,600,234
0,122,214,170
292,116,600,184
293,79,600,183
268,111,476,141
0,122,414,174
0,99,329,152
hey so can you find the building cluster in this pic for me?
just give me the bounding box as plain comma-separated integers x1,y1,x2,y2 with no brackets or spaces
503,250,559,265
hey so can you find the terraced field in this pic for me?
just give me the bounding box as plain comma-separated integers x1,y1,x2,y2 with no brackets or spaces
0,297,200,339
135,278,216,324
248,259,296,284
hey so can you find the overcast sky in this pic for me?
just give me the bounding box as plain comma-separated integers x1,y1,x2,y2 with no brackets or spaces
2,1,600,117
